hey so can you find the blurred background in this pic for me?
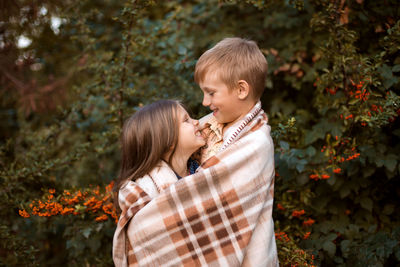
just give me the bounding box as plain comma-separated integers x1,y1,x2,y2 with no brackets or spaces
1,0,399,266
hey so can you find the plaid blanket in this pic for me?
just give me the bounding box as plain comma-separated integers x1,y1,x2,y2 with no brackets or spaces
113,102,278,266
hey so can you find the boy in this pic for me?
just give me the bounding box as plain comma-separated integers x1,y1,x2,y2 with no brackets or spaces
195,37,279,265
194,37,269,163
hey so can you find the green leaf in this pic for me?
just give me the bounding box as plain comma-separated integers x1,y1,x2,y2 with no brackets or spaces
363,167,375,178
368,225,377,233
376,157,384,167
296,159,307,172
339,186,350,198
379,64,393,78
360,197,373,211
306,146,316,157
327,174,336,185
326,233,338,241
178,45,187,55
384,154,397,172
340,240,350,255
392,65,400,72
383,204,395,215
296,173,309,185
348,98,360,105
378,64,399,88
88,238,101,252
82,228,92,239
279,141,290,150
323,240,336,257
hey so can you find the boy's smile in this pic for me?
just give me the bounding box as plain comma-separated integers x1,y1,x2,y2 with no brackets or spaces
199,70,248,130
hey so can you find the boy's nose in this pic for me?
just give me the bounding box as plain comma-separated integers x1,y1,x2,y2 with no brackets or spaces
193,119,199,126
202,96,210,107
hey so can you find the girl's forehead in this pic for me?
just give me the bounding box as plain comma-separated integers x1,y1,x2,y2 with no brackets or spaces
177,105,189,117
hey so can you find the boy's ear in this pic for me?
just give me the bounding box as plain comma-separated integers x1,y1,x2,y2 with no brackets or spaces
236,80,250,100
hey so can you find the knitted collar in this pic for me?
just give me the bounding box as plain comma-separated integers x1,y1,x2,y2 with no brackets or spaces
204,101,263,152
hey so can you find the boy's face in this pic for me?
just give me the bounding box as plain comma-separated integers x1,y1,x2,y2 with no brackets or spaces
199,71,243,126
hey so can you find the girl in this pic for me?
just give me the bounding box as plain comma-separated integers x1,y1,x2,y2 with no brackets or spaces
113,99,205,204
113,100,205,266
114,99,206,266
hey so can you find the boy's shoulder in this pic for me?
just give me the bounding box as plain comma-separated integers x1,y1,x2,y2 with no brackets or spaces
222,102,272,149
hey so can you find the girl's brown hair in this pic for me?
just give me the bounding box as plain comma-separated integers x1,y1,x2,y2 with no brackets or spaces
113,100,181,211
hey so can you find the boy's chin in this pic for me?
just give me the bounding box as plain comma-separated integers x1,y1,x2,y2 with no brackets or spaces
215,116,228,124
213,113,223,122
214,112,231,124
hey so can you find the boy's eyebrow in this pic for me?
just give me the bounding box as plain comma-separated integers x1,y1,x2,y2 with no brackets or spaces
201,86,215,92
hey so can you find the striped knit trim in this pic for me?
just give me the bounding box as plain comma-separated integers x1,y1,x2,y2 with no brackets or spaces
220,102,262,151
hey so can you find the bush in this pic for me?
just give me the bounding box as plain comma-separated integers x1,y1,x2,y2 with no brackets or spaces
2,0,400,266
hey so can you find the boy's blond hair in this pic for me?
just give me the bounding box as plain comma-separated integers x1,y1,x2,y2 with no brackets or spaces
194,37,268,99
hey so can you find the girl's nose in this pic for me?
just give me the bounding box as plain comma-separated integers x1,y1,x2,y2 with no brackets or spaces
193,119,199,126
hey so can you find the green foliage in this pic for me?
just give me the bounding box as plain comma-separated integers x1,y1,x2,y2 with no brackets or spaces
1,0,400,266
0,225,38,266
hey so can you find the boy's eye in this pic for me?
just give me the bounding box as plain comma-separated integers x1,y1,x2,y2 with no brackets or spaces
209,92,214,96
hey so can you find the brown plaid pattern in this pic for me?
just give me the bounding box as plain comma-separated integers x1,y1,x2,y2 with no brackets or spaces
113,103,278,266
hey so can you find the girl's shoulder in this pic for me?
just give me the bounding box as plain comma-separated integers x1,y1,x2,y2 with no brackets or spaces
135,175,160,198
137,161,178,197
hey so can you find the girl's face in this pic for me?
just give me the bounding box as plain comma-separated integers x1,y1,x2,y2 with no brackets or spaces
175,105,205,156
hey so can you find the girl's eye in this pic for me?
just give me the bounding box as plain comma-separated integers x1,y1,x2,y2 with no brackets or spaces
209,92,214,96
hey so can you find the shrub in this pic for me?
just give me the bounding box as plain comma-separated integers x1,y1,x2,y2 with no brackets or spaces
2,0,400,265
